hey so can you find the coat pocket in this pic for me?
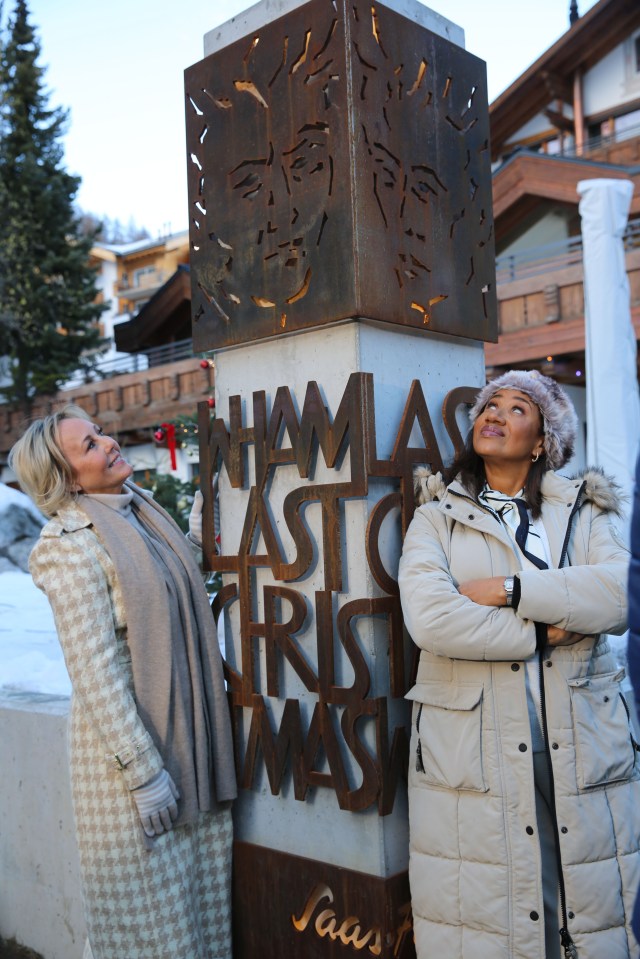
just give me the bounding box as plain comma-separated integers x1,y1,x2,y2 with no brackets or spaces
568,670,637,789
408,682,487,792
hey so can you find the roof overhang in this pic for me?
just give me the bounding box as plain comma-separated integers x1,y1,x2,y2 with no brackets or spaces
489,0,640,160
492,151,640,245
114,266,191,352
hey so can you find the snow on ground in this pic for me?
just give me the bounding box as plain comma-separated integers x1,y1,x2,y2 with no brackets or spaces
0,481,69,696
0,569,71,697
0,569,229,701
0,567,226,698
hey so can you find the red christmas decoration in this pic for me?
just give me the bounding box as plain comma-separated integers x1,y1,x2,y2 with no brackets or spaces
207,396,215,409
154,427,165,442
200,359,209,369
161,422,178,470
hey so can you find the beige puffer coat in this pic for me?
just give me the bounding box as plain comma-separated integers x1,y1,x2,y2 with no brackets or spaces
398,468,640,959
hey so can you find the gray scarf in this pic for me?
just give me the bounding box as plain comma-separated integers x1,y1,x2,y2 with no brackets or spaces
79,481,236,824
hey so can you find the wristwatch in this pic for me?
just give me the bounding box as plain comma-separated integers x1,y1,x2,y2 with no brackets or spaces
504,576,515,607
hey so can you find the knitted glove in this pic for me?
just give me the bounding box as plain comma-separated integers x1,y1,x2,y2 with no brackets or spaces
132,769,180,838
189,490,204,546
188,474,220,549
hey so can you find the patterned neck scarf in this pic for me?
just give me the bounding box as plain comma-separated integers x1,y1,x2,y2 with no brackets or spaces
478,485,548,570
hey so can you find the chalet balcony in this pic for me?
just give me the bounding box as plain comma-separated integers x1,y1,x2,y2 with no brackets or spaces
116,269,169,301
0,345,213,458
517,123,640,168
487,218,640,378
578,127,640,166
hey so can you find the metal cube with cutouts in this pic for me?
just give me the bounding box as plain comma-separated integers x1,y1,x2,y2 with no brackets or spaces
184,0,496,350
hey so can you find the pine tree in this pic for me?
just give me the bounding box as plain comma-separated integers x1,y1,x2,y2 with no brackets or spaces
0,0,106,411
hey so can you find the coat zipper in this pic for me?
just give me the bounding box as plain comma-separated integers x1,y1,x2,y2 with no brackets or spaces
538,650,578,958
415,704,425,773
537,481,584,959
557,481,586,570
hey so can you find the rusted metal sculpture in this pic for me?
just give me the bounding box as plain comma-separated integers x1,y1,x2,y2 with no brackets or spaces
185,0,495,349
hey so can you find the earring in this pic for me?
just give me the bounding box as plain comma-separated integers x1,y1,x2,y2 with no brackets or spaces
531,451,541,463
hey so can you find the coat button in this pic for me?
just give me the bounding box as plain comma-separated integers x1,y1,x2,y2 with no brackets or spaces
568,911,575,919
526,826,534,835
518,743,528,752
545,660,553,667
468,513,475,520
552,742,559,750
561,826,568,834
511,663,520,671
530,911,539,921
445,504,452,509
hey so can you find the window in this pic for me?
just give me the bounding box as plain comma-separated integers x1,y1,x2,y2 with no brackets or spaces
133,265,156,287
624,31,640,89
133,468,157,486
614,107,640,142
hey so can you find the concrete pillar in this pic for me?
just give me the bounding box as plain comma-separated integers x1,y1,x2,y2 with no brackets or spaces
0,694,85,959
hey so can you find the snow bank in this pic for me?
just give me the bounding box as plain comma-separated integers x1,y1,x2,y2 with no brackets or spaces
0,570,71,696
0,479,45,521
0,483,67,695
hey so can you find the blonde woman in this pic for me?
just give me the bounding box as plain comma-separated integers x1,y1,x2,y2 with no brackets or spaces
10,405,236,959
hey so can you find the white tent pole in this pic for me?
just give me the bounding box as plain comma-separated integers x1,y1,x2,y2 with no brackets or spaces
578,177,639,535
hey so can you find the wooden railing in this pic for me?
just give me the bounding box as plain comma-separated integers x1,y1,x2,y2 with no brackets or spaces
0,357,213,457
487,245,640,368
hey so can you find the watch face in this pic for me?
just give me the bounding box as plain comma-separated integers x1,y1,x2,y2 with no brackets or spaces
504,577,514,605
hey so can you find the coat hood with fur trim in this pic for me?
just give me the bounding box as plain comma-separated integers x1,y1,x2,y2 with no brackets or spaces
413,464,624,514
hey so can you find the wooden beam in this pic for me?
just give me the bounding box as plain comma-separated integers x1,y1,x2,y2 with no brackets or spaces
485,305,640,366
489,0,640,160
541,72,572,105
492,153,640,224
543,107,575,133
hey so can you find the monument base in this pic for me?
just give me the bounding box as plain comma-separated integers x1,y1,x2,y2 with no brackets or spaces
233,840,415,958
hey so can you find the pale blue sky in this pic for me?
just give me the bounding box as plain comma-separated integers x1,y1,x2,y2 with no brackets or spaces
22,0,598,238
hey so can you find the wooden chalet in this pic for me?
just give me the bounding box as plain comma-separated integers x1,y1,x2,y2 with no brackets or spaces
488,0,640,383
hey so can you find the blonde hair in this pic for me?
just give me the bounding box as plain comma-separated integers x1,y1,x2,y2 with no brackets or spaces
9,404,93,517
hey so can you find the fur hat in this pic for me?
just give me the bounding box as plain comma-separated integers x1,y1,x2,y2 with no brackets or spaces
469,369,578,470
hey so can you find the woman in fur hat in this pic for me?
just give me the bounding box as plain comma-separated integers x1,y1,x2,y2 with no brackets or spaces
398,370,639,959
9,405,236,959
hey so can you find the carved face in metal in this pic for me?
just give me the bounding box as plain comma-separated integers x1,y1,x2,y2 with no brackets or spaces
353,2,494,328
186,5,341,347
213,114,332,311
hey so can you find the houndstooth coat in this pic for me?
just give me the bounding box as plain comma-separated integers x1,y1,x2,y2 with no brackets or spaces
30,499,233,959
